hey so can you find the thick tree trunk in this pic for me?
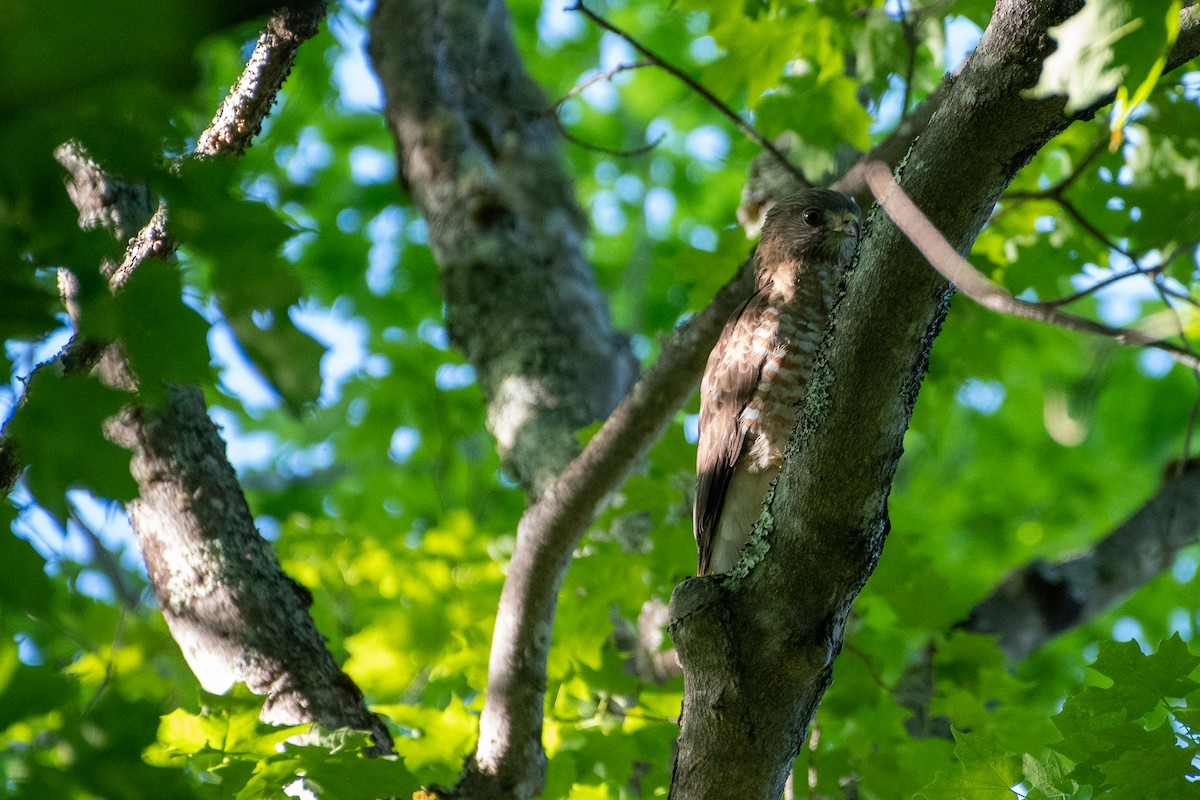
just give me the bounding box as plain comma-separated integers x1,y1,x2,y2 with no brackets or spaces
368,0,638,500
668,0,1089,794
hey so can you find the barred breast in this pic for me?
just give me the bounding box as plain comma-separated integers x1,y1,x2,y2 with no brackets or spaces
739,278,832,472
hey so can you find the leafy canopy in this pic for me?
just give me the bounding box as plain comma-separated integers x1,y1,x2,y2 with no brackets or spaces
1,0,1198,798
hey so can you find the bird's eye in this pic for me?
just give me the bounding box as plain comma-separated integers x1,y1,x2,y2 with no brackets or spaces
802,209,822,226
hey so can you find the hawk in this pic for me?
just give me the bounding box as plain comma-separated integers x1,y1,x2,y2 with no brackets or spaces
694,189,860,575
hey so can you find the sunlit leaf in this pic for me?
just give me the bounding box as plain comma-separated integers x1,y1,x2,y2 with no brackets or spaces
1031,0,1181,124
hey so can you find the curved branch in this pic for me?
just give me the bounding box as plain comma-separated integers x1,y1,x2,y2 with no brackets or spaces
963,461,1200,660
864,161,1200,371
1041,265,1163,308
552,61,653,108
557,123,665,157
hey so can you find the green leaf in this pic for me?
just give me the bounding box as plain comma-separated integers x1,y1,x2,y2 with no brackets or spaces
1088,635,1199,718
374,702,476,787
226,311,326,411
166,161,325,409
755,72,873,180
299,741,419,800
1031,0,1181,122
5,371,137,521
0,269,60,343
1051,686,1129,764
148,688,307,766
106,263,212,403
918,729,1023,800
1022,751,1077,799
0,521,54,616
1096,721,1198,799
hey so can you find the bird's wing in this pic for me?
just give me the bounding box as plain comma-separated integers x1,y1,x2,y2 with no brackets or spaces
694,290,770,575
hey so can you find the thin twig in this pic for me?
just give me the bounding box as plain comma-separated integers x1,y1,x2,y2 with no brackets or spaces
1056,196,1140,261
864,161,1200,371
1001,136,1136,261
570,1,811,188
1041,265,1162,308
553,60,653,107
558,121,666,157
1005,137,1109,203
1044,261,1194,311
110,6,325,292
68,501,140,610
1054,135,1109,195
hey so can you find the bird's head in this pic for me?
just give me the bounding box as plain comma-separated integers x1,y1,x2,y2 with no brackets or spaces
754,189,861,290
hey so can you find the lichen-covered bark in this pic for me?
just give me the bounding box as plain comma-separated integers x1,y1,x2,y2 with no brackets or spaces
667,0,1148,795
106,385,392,750
37,3,395,755
367,0,638,498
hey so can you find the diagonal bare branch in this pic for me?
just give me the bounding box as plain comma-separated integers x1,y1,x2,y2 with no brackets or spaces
552,60,654,108
32,1,397,756
864,161,1200,371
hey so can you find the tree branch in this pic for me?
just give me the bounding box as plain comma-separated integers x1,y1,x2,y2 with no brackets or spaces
1040,264,1163,308
551,61,653,108
963,460,1200,659
556,123,666,158
196,3,324,158
368,0,638,500
41,2,395,756
863,160,1200,371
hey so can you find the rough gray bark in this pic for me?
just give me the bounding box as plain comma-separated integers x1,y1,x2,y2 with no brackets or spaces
106,385,392,748
666,0,1177,794
56,142,156,242
358,0,1200,795
367,0,639,499
197,3,323,157
41,3,395,755
965,460,1200,660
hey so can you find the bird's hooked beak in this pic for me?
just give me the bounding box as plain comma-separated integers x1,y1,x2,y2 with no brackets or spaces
838,211,860,240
